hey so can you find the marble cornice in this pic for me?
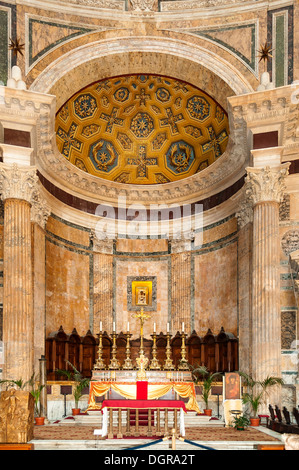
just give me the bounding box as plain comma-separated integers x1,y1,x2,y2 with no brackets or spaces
18,0,293,18
227,85,299,160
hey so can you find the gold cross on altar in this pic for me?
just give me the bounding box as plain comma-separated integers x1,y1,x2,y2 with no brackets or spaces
132,307,151,354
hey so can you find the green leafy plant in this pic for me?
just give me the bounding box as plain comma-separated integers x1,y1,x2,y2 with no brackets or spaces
233,414,250,430
55,361,90,409
239,372,284,418
190,365,222,410
0,378,32,390
0,374,45,417
28,376,45,417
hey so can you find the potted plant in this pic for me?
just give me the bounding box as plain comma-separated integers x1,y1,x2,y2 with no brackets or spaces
56,361,90,416
233,414,250,431
29,377,45,425
191,365,222,416
239,372,284,426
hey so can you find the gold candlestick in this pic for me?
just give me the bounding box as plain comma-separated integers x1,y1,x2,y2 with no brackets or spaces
122,331,134,370
94,330,106,370
109,330,120,370
149,332,161,370
163,332,175,370
178,332,189,370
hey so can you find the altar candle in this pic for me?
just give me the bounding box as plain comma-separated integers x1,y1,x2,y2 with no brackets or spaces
127,322,130,332
154,323,156,333
182,322,184,332
100,321,102,332
113,322,115,332
167,323,169,333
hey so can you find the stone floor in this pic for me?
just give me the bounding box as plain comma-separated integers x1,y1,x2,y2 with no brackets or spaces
29,416,284,451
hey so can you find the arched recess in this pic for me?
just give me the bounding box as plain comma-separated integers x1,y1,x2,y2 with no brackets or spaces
30,33,254,112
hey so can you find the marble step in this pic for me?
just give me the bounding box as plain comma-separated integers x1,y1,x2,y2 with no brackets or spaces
71,410,224,427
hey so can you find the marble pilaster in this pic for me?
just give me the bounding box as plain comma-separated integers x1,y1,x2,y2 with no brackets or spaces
92,236,114,333
171,251,191,334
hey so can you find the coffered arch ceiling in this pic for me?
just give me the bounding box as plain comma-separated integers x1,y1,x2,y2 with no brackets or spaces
55,74,230,185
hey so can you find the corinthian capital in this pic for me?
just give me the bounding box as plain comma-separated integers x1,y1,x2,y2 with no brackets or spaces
31,191,51,229
245,163,290,206
0,163,38,203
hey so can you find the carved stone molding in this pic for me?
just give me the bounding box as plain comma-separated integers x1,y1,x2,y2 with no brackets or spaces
91,231,114,254
0,163,38,204
161,0,253,11
31,189,51,229
130,0,156,10
279,194,290,221
281,230,299,257
0,163,51,229
245,164,290,206
235,194,253,229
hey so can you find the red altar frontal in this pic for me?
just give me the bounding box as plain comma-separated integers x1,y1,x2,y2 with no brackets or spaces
87,380,200,413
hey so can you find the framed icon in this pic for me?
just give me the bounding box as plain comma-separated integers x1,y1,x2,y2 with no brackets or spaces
127,276,157,311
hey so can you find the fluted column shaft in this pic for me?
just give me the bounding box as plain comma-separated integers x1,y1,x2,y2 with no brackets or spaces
171,251,191,332
252,201,281,379
92,237,114,333
0,164,40,384
3,198,34,382
246,163,289,409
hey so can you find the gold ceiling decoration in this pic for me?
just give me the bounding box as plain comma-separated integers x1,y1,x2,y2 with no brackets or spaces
55,75,229,185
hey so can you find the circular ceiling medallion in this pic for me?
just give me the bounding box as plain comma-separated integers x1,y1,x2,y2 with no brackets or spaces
55,74,229,185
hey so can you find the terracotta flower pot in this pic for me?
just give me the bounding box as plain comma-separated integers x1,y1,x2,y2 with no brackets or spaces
72,408,81,416
35,417,45,425
250,417,260,426
204,409,212,416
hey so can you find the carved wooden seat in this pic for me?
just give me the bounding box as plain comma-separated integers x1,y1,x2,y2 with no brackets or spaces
267,404,278,431
282,406,291,425
293,408,299,427
275,406,294,434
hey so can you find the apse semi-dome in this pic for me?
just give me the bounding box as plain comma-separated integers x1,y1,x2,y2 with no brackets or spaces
55,74,230,185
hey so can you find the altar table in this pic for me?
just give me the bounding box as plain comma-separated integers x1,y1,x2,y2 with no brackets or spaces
100,399,187,437
101,399,187,412
87,381,200,414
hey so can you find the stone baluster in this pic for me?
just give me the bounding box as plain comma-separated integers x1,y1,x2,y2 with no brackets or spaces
245,163,290,409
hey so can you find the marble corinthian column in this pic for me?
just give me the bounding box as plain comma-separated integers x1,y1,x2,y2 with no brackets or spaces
0,163,39,383
245,163,289,407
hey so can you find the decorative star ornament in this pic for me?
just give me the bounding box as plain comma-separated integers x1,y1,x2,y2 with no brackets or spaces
9,37,25,57
257,41,273,63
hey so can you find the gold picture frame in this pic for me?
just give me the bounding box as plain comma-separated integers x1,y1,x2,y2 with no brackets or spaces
132,280,153,307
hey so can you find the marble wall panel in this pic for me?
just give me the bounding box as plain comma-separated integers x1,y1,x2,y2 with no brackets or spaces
193,240,238,337
114,257,169,337
116,238,168,254
201,216,237,248
45,238,90,337
46,215,90,248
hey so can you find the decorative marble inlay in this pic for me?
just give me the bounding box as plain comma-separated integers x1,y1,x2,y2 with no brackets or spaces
55,74,229,184
281,311,296,350
281,230,299,256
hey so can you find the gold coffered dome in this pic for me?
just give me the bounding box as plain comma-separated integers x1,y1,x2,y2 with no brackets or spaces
55,74,229,185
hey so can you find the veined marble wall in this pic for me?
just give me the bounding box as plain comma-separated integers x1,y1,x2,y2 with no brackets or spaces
44,212,239,340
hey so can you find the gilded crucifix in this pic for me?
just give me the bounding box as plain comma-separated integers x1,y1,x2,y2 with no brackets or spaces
132,307,151,355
